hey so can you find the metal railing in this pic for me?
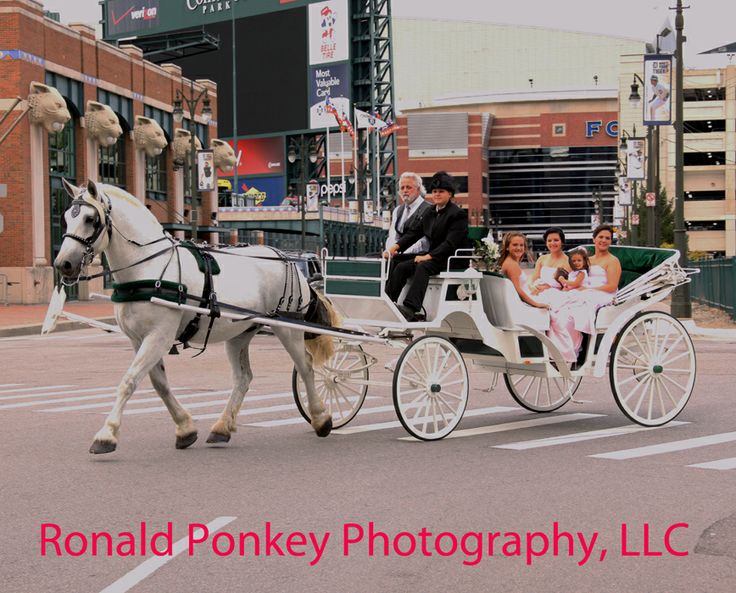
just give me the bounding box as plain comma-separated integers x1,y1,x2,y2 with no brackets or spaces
690,257,736,319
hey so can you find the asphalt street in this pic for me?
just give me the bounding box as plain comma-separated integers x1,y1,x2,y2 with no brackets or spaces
1,328,735,593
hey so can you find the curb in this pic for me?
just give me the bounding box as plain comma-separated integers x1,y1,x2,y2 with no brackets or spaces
0,317,118,338
681,319,736,342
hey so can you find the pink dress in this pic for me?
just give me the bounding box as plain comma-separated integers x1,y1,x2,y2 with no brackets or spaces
531,266,568,310
547,265,614,363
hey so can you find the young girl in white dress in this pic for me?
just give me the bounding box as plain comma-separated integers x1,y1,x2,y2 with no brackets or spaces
557,248,590,291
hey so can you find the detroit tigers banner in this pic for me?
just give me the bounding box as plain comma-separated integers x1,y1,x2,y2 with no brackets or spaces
643,55,673,126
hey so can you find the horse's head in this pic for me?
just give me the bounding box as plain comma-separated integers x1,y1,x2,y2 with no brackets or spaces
53,179,113,282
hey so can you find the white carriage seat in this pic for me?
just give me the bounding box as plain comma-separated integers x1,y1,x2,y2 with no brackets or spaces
479,274,550,331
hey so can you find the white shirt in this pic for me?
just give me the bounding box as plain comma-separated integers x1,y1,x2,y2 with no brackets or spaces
385,197,430,254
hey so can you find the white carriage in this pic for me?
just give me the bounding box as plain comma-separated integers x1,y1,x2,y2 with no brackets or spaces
293,246,698,440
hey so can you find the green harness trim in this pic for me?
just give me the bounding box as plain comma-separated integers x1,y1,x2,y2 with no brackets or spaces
180,241,221,275
111,280,188,304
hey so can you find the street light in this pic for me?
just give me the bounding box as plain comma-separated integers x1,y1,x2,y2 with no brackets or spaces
619,126,640,246
349,162,370,256
627,74,657,247
287,135,318,251
173,81,213,241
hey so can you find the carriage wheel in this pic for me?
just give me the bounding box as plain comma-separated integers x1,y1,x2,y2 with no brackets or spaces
610,311,696,426
292,343,370,429
393,336,469,441
504,371,582,413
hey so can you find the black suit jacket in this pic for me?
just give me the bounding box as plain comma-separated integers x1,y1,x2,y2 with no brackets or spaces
394,200,432,241
397,201,470,266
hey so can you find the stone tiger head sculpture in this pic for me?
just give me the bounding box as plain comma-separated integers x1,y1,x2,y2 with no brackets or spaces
84,101,123,147
172,128,202,166
133,116,168,157
210,138,236,172
27,82,71,132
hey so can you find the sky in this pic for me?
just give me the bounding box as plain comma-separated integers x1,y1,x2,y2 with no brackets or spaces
39,0,735,67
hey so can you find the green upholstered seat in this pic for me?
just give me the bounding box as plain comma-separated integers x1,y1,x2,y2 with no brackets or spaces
578,246,677,289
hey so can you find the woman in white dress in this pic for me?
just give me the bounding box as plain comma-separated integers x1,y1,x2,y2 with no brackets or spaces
499,232,550,310
549,225,622,363
528,227,571,311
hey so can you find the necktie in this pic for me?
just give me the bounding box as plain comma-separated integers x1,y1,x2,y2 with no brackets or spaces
398,205,410,233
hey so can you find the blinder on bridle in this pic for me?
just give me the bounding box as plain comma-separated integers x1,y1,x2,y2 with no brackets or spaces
61,190,113,267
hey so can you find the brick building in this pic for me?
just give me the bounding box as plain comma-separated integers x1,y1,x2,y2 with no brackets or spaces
0,0,219,304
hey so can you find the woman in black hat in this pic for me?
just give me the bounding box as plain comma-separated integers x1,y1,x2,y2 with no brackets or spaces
384,171,470,321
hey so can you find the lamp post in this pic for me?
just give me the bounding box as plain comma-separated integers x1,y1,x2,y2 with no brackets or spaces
619,125,640,245
671,0,691,318
349,161,369,257
287,135,317,251
173,81,213,242
627,74,658,247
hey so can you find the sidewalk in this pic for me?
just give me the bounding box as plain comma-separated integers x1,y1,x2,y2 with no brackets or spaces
0,301,116,337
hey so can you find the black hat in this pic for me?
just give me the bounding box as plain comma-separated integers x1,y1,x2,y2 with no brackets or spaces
429,171,455,195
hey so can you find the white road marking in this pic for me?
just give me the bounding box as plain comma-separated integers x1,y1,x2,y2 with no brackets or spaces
494,420,688,449
97,516,237,593
0,384,75,397
335,406,518,435
0,383,23,388
244,404,397,427
0,388,186,410
687,457,736,471
590,431,736,460
0,385,118,401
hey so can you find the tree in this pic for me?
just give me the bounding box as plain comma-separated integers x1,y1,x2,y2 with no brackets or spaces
632,182,674,247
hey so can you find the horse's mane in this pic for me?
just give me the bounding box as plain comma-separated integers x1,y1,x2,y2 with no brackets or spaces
99,183,164,238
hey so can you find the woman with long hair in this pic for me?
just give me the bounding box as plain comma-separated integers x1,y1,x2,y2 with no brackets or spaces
499,232,550,310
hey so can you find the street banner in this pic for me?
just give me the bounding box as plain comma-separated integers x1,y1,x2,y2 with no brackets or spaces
379,118,400,138
354,108,388,131
646,192,656,208
626,138,646,180
197,150,215,191
309,63,350,129
643,54,673,125
617,177,632,206
309,0,349,65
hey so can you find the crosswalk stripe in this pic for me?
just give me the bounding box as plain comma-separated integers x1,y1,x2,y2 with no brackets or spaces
0,385,121,403
335,406,519,435
41,389,231,413
118,392,295,416
0,383,23,388
0,384,75,397
687,457,736,471
0,388,189,410
191,403,298,421
590,431,736,460
431,413,606,442
244,404,397,428
494,420,688,450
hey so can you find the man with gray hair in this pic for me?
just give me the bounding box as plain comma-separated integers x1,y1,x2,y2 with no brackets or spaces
384,171,432,255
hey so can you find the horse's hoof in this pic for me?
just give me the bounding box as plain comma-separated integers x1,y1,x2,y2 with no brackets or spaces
206,432,231,444
89,440,116,454
175,431,198,450
314,416,332,438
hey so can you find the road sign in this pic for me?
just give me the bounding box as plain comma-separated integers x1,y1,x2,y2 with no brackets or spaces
631,214,640,226
646,192,656,207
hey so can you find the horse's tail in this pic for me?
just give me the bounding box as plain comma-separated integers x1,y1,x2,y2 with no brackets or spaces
304,289,341,368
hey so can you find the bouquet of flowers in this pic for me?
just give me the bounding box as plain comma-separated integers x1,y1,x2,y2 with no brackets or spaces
473,231,501,272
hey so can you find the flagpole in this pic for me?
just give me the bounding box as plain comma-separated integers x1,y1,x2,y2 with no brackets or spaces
340,130,345,209
325,123,331,209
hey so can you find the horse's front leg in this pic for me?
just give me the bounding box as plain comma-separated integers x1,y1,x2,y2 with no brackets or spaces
148,359,197,449
271,327,332,437
90,324,176,454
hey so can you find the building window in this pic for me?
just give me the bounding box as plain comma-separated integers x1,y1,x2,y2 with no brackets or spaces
686,220,725,231
684,120,726,133
48,120,76,177
684,151,725,166
145,152,168,201
685,190,725,201
553,123,566,136
683,87,725,101
99,138,127,187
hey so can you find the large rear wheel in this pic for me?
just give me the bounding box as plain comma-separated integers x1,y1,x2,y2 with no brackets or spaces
610,311,696,426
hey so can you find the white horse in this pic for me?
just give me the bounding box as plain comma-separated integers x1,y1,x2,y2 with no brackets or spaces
54,179,336,454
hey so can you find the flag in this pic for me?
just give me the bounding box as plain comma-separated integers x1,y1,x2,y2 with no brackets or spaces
340,110,355,138
354,108,388,131
325,96,338,116
379,118,400,138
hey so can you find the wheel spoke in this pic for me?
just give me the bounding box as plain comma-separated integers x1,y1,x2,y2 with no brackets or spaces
619,343,648,364
632,376,653,416
617,368,651,387
661,348,691,367
437,361,462,384
659,334,685,362
659,377,680,407
660,372,687,394
617,363,650,371
620,371,650,405
656,323,675,359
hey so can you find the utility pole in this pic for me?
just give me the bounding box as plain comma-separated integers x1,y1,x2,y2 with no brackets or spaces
646,125,656,247
671,0,691,318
